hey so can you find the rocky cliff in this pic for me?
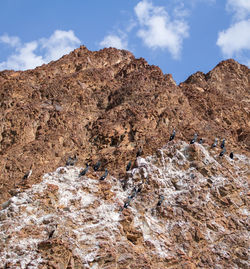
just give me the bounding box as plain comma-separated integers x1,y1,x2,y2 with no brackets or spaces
0,45,249,268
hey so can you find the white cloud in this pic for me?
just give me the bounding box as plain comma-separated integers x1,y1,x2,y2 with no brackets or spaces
134,0,189,59
0,34,20,47
173,2,190,19
125,20,137,33
0,41,44,70
135,0,153,24
217,19,250,57
99,34,128,50
0,30,81,71
216,0,250,66
226,0,250,20
41,30,80,62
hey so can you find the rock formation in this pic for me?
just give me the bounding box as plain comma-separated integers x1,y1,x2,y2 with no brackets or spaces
0,142,249,268
0,45,249,268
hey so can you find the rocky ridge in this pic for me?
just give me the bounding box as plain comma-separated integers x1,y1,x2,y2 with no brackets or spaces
0,45,249,204
0,45,249,268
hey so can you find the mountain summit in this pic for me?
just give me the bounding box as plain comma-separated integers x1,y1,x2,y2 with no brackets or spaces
0,46,249,268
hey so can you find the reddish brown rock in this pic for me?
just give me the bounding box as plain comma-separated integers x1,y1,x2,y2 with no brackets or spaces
0,46,249,204
0,45,249,268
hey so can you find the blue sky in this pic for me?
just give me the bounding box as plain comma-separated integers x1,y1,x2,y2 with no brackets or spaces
0,0,249,84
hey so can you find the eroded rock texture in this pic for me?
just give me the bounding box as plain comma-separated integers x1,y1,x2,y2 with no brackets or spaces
0,46,249,204
0,142,249,268
0,45,249,268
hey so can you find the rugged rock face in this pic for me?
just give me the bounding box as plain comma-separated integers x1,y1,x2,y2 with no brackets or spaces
0,142,249,268
180,60,249,150
0,45,249,268
0,46,249,204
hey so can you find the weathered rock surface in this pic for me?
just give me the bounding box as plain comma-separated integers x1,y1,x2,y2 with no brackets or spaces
0,142,249,268
0,46,249,204
0,45,249,268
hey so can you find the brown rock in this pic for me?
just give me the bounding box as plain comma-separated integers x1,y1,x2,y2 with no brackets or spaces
0,46,249,269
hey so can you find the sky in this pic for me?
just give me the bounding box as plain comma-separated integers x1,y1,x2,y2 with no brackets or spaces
0,0,249,84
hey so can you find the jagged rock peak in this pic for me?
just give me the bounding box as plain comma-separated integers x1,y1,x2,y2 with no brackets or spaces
182,59,249,85
0,44,249,269
0,45,249,205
